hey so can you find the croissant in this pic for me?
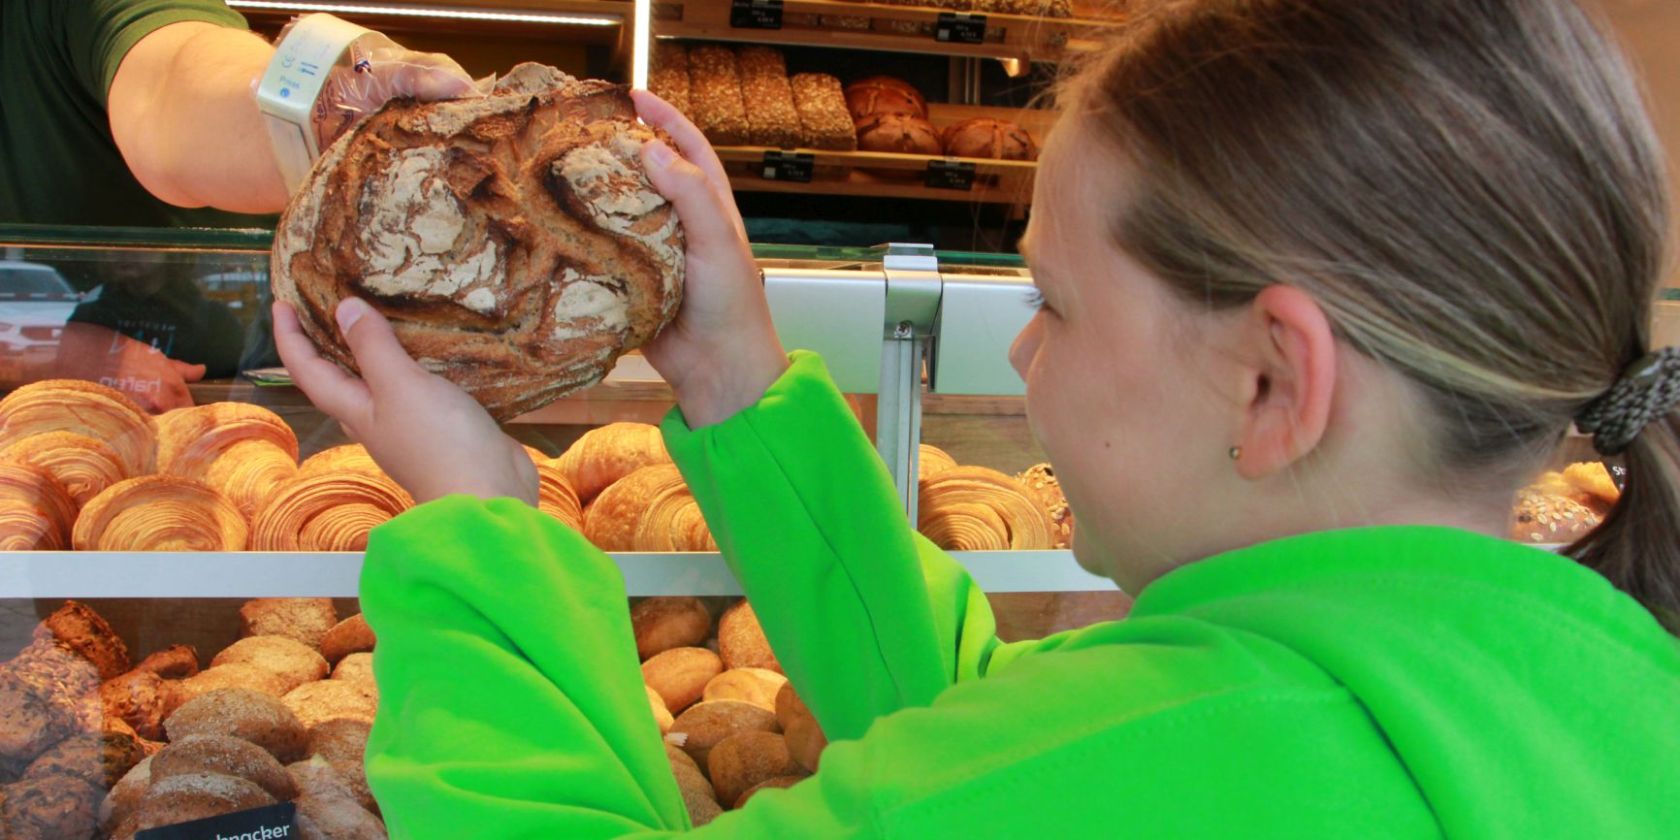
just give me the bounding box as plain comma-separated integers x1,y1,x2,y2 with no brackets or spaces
585,464,697,551
534,459,584,530
633,477,717,552
298,444,388,480
158,403,300,521
250,471,413,551
0,430,127,508
73,475,248,551
919,466,1055,551
0,379,157,476
919,444,958,481
1016,463,1074,549
557,422,670,503
0,463,77,550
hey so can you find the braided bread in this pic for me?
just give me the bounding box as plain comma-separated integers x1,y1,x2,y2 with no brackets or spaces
272,62,684,422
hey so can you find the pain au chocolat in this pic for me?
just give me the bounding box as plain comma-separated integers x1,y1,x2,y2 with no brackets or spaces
272,63,684,421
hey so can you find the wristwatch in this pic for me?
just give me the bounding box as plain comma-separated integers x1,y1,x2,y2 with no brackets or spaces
254,14,374,193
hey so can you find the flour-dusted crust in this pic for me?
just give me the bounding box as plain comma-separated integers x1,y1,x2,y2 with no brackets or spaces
273,62,684,421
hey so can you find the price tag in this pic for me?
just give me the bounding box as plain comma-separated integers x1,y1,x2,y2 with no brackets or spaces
935,12,987,44
925,158,978,190
731,0,784,30
138,803,297,840
761,151,815,183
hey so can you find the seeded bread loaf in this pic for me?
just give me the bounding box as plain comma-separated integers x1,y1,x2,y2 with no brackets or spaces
688,46,750,145
649,42,691,116
737,48,802,148
273,62,685,421
789,74,857,150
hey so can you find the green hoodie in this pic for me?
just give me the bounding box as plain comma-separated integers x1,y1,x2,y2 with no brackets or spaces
361,351,1680,838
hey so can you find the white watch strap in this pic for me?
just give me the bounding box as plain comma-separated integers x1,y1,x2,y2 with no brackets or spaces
256,14,373,192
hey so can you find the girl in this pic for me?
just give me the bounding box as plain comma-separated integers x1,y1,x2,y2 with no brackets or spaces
276,0,1680,835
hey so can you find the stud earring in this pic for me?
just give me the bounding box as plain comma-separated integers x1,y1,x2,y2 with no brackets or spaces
1228,446,1242,461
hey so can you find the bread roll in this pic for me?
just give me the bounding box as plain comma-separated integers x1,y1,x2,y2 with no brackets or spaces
320,614,376,664
172,664,293,711
151,733,298,801
0,431,126,509
22,727,147,788
73,475,248,551
918,466,1056,550
855,113,943,157
844,76,928,121
1,773,102,839
941,117,1038,160
164,687,307,763
718,600,781,673
101,670,175,741
274,63,685,422
305,718,371,767
1509,486,1601,543
642,646,723,714
241,598,339,650
689,46,750,145
1561,461,1620,512
707,730,800,809
703,668,787,712
558,422,671,504
668,700,778,767
775,682,827,773
135,772,276,832
134,644,200,679
789,73,858,151
99,755,151,836
647,684,675,734
212,636,330,694
0,378,157,476
283,680,378,732
631,596,712,660
666,743,722,827
157,403,300,520
735,774,804,809
249,471,411,551
295,788,386,838
331,653,375,684
0,463,76,551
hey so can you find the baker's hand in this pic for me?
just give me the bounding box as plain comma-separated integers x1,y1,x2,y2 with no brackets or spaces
272,299,537,507
632,90,788,429
52,323,204,413
304,20,479,151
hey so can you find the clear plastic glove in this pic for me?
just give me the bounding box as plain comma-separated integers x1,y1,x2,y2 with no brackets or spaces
272,298,537,507
274,14,480,152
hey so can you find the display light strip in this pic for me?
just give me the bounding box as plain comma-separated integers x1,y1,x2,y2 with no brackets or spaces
631,0,651,90
226,1,621,28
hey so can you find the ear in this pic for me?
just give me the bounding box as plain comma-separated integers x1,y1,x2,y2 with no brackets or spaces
1231,285,1337,480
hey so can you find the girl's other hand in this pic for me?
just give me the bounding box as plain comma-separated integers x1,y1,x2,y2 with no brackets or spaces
632,90,788,428
272,299,538,507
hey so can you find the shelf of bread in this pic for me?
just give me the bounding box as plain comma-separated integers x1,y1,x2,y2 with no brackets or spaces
716,146,1036,203
652,0,1114,65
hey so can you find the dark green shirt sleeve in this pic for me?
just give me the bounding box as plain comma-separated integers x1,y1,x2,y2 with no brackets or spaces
60,0,250,106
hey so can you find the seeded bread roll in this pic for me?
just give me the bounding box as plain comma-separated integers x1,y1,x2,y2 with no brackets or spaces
164,688,307,764
789,73,857,151
151,734,298,801
135,772,276,832
2,773,102,840
320,614,376,665
331,653,375,685
273,62,685,421
283,681,378,732
1509,487,1602,544
22,728,147,788
101,670,175,740
717,600,781,673
240,599,339,650
133,645,200,680
37,600,131,681
688,46,750,145
649,42,691,116
291,752,378,816
170,664,292,714
212,636,331,694
99,755,152,836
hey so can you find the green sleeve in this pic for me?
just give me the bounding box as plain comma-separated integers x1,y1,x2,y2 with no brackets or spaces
59,0,250,106
662,351,1046,742
360,497,688,837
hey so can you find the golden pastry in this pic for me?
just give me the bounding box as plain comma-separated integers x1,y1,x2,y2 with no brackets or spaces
0,462,77,550
634,476,717,552
918,466,1056,550
0,431,127,508
158,403,301,521
584,464,710,551
535,459,584,530
249,472,412,551
73,476,248,551
0,378,158,477
918,444,958,481
1016,463,1075,549
297,445,387,480
557,422,671,503
1561,461,1620,511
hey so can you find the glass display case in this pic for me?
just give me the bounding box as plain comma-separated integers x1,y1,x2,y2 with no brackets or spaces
0,224,1122,837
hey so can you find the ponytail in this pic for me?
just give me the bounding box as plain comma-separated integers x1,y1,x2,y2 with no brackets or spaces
1573,411,1680,633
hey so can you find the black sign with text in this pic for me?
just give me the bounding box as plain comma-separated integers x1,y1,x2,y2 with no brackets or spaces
731,0,785,29
925,158,978,190
935,12,987,44
136,802,298,840
761,151,815,183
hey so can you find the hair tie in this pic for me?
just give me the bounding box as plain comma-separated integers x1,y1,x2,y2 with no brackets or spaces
1575,347,1680,455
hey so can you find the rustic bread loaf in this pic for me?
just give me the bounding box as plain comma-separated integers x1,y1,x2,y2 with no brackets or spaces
941,117,1038,160
273,62,684,421
854,113,943,156
844,76,928,121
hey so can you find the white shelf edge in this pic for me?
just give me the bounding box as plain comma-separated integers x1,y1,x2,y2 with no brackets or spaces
0,550,1112,599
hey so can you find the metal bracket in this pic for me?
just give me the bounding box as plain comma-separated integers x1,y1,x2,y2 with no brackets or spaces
877,243,941,520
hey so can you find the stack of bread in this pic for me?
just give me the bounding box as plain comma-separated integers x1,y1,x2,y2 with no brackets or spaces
651,44,856,150
846,76,1040,165
1508,461,1621,544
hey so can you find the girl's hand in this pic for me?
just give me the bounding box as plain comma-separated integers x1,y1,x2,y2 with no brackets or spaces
272,299,538,507
632,90,788,428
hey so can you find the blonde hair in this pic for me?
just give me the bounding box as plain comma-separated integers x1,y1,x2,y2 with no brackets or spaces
1063,0,1678,627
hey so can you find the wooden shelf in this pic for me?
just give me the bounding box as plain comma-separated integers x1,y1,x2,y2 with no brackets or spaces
653,0,1114,66
714,145,1035,203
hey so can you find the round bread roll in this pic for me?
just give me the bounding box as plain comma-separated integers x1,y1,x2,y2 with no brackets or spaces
241,598,339,650
99,755,151,836
289,755,378,816
212,636,330,693
854,113,942,157
775,682,827,773
283,680,378,732
135,772,276,832
306,718,371,767
666,743,721,828
273,63,684,422
735,774,805,809
1509,487,1602,544
667,700,779,767
718,600,782,673
102,669,175,740
0,671,81,769
22,728,147,788
647,684,675,734
843,76,928,121
940,117,1038,161
296,791,387,840
171,664,293,714
134,644,200,679
320,614,376,664
703,668,788,712
707,730,801,809
1,772,102,840
39,599,132,680
642,647,723,714
0,461,77,550
631,596,712,660
152,734,298,801
332,652,376,684
164,688,308,764
557,423,672,504
73,475,249,551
